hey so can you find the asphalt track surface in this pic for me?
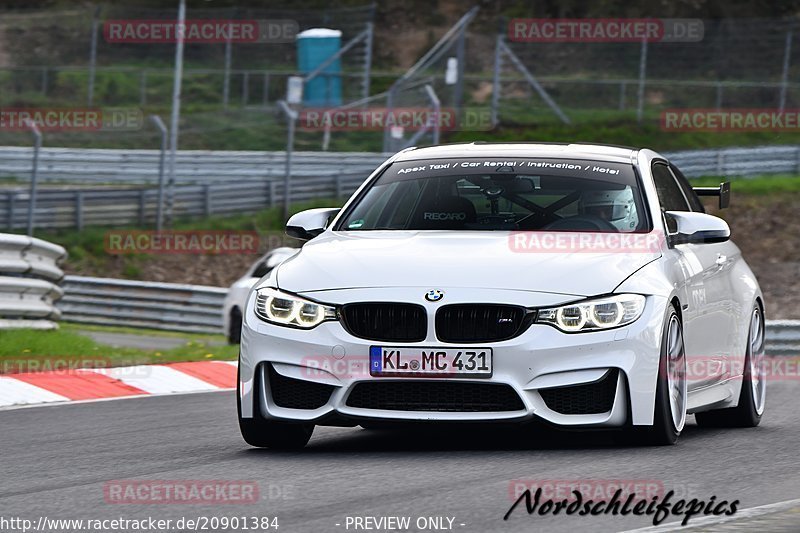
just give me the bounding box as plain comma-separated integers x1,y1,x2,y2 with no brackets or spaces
1,374,799,533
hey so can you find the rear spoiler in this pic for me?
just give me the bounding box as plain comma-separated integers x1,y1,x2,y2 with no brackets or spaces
693,181,730,209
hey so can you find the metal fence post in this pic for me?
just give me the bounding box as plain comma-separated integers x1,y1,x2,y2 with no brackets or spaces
636,37,648,125
88,5,101,106
149,115,168,231
780,29,793,111
262,72,270,108
7,192,15,231
242,71,250,106
75,191,84,231
166,0,187,228
362,22,374,101
26,121,42,236
140,70,148,107
277,101,297,221
139,190,147,225
452,25,466,112
223,28,232,109
490,33,503,127
382,86,395,152
424,84,441,145
334,173,342,199
41,67,48,96
269,181,277,208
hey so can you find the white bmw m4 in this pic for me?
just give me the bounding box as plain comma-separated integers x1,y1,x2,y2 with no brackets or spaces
237,142,766,449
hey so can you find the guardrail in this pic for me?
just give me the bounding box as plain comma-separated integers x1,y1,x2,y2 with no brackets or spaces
58,276,227,334
1,172,369,231
0,148,388,185
2,145,800,231
0,233,66,329
666,145,800,178
766,320,800,356
0,145,797,188
56,274,800,348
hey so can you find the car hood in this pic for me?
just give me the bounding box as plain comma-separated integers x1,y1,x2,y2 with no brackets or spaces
275,231,661,297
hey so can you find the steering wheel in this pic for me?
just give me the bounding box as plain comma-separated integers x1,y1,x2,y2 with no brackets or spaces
542,215,618,232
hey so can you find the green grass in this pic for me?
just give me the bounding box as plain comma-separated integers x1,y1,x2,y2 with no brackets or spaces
60,322,224,341
0,323,237,374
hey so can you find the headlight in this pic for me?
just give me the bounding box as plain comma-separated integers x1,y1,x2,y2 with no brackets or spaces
254,288,337,329
536,294,645,333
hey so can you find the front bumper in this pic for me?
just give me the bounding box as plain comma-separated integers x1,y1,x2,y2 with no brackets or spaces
239,288,668,427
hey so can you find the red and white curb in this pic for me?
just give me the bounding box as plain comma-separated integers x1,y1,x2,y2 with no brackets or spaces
0,360,237,409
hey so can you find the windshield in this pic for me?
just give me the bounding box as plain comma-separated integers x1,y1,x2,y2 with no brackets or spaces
337,157,649,232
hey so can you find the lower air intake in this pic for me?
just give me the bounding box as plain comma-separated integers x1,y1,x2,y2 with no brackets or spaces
346,381,525,412
539,369,619,415
267,365,335,410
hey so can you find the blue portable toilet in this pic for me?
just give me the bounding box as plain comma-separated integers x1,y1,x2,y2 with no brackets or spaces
296,28,343,107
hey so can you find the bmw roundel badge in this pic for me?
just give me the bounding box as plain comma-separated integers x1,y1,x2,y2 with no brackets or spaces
425,289,444,302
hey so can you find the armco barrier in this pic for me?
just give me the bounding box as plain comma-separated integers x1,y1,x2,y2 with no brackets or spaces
3,145,800,231
0,148,388,185
1,172,368,231
58,276,227,334
0,145,798,186
56,274,800,349
0,233,66,329
766,320,800,356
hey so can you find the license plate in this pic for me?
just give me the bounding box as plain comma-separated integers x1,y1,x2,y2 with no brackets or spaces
370,346,492,377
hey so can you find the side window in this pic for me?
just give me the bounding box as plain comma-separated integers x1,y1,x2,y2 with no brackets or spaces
652,163,690,212
669,164,704,212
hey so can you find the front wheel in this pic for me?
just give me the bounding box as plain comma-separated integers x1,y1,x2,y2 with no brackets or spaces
626,305,686,446
695,304,765,428
237,363,314,449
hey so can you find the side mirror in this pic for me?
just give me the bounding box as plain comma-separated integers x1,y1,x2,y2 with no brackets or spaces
286,208,339,241
665,211,730,246
693,181,730,209
251,262,270,278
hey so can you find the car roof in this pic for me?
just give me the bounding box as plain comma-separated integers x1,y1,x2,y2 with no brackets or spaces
393,142,638,165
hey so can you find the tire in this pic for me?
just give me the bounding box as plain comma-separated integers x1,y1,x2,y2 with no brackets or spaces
695,303,765,428
237,363,314,449
228,308,242,344
628,305,687,446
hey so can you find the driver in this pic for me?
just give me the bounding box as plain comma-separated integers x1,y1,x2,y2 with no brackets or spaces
579,187,639,231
